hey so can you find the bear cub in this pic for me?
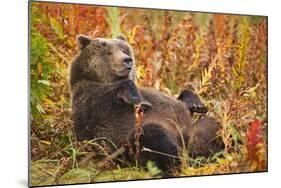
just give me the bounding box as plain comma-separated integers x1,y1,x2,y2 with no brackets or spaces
69,35,224,174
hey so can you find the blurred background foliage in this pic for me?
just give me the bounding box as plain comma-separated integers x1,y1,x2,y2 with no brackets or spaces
30,2,267,186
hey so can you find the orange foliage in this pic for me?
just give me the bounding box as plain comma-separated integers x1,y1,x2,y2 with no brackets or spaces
30,1,267,179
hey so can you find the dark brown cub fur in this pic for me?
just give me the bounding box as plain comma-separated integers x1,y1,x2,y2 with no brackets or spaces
69,35,224,173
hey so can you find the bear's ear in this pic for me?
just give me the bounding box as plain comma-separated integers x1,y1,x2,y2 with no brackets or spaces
77,35,92,50
117,35,127,41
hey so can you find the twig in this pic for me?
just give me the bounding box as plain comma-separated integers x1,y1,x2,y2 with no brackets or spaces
31,161,56,177
47,42,70,64
79,153,96,166
52,157,72,183
108,146,126,159
134,103,144,166
67,130,78,168
98,146,126,168
142,147,180,159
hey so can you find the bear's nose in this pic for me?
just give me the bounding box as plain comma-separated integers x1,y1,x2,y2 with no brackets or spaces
123,57,133,67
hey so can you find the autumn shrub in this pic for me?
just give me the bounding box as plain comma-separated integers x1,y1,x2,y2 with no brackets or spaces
30,2,267,185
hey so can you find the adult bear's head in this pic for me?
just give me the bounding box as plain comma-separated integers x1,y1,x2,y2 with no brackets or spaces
71,35,136,85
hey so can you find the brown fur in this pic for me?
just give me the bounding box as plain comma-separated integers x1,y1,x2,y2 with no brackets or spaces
188,117,224,157
69,35,224,172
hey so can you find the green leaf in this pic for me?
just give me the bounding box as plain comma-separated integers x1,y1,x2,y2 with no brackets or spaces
146,161,161,176
36,103,45,114
229,124,242,146
50,17,64,39
106,7,121,38
38,80,51,86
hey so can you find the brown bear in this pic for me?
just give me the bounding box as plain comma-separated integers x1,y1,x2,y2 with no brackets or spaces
69,35,224,174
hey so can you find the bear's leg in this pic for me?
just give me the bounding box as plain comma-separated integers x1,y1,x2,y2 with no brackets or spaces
188,116,225,158
116,80,152,109
178,89,208,115
129,123,180,176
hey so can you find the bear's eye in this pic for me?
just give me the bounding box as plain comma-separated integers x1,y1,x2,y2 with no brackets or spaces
106,51,112,56
122,50,129,55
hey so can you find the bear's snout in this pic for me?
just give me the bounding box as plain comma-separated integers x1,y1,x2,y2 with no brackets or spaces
122,57,133,72
123,57,133,67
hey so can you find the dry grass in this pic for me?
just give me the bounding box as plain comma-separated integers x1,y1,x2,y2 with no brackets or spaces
30,2,267,186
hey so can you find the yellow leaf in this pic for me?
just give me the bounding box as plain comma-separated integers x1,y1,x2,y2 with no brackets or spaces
40,140,51,145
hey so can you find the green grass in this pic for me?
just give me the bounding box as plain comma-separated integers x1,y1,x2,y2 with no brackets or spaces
30,160,161,186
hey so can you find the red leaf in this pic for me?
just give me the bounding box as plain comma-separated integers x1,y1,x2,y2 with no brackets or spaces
246,119,263,160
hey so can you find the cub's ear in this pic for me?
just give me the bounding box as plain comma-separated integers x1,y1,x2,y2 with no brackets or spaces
77,35,92,50
117,35,127,41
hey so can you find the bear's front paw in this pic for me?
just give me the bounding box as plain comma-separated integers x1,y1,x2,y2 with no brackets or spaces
178,89,208,114
139,100,152,111
117,80,151,108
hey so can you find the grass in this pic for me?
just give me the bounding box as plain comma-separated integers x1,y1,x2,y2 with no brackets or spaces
31,159,161,186
30,2,267,186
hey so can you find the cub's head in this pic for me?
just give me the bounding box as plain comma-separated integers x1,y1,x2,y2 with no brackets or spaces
73,35,136,84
